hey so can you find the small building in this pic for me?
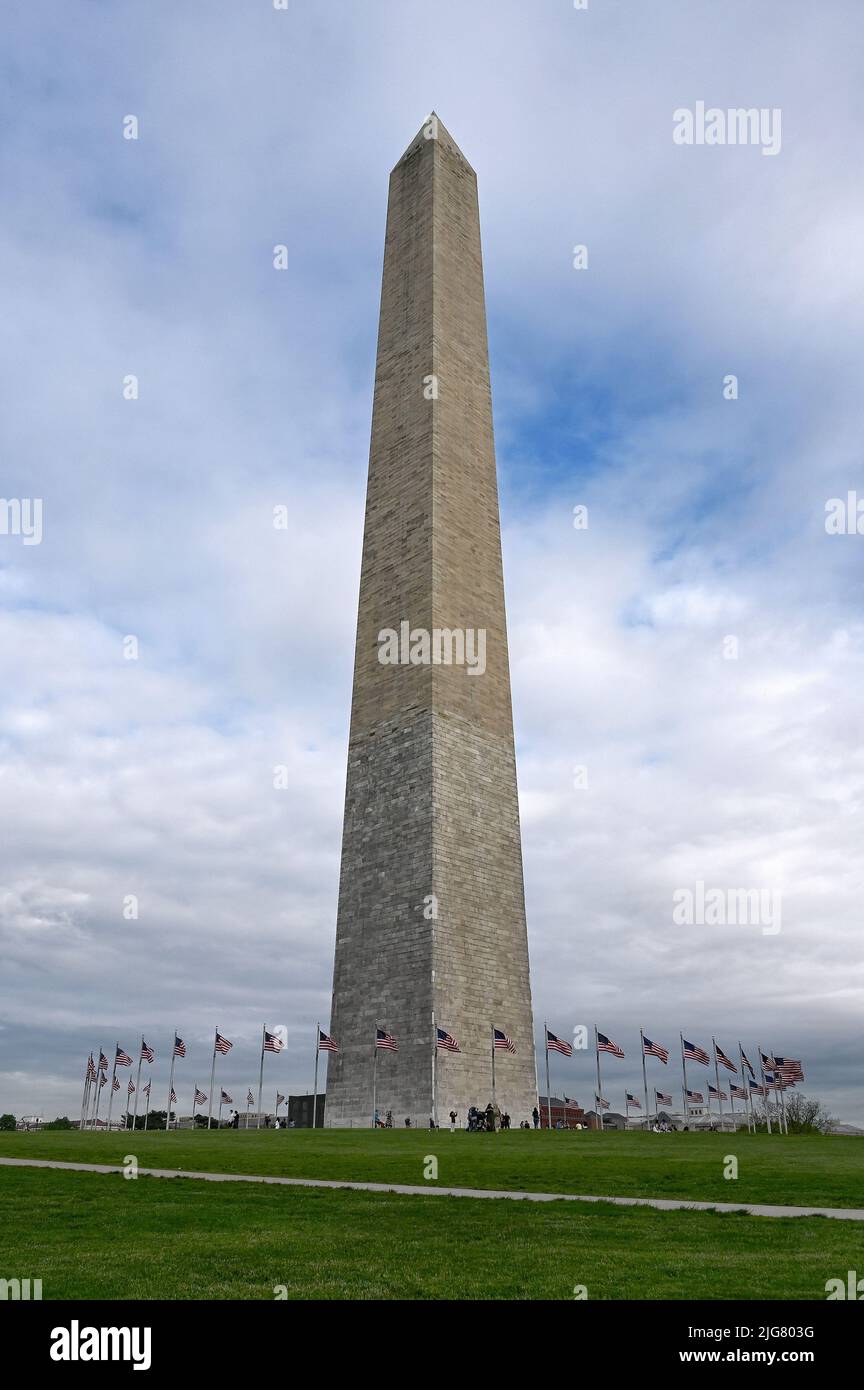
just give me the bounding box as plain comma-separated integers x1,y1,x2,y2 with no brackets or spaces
288,1094,325,1128
538,1096,586,1129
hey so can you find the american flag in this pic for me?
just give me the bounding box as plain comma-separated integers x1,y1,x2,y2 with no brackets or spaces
99,1051,109,1071
774,1056,804,1081
655,1090,673,1106
748,1077,766,1097
143,1082,151,1098
625,1092,642,1108
221,1090,232,1104
715,1043,736,1073
86,1054,96,1081
194,1088,207,1106
597,1031,624,1058
763,1070,780,1090
99,1073,107,1088
215,1033,233,1055
376,1028,397,1051
141,1040,154,1063
493,1028,515,1053
437,1028,461,1052
127,1080,135,1095
546,1028,573,1057
760,1050,776,1069
112,1077,120,1091
318,1029,339,1053
563,1096,579,1109
708,1084,728,1101
170,1087,177,1103
246,1090,254,1105
276,1093,285,1106
263,1030,284,1053
683,1038,709,1065
739,1045,755,1077
643,1036,669,1064
595,1094,610,1110
174,1035,186,1058
115,1046,132,1067
685,1088,704,1103
730,1084,747,1099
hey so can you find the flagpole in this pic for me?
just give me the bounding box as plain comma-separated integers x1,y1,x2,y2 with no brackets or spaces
92,1052,104,1130
312,1022,320,1130
777,1060,788,1134
594,1025,602,1130
757,1044,771,1134
713,1039,725,1133
193,1085,198,1126
246,1092,251,1129
166,1030,177,1131
106,1043,119,1130
431,1008,438,1130
218,1092,223,1129
544,1023,551,1131
777,1061,788,1128
372,1025,378,1129
640,1030,650,1128
80,1058,91,1131
144,1086,150,1131
133,1037,143,1132
738,1042,752,1133
491,1024,496,1110
257,1026,266,1129
679,1033,688,1127
207,1030,218,1129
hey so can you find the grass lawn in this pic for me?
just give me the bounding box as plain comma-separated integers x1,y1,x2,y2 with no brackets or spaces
1,1164,859,1300
1,1127,861,1209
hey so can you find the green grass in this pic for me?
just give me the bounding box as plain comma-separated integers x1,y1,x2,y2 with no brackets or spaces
1,1127,861,1208
1,1165,860,1300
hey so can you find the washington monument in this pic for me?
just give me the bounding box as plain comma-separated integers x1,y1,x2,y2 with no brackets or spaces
326,116,538,1126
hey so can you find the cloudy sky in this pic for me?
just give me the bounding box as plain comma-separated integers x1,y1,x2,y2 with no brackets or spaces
2,1,862,1124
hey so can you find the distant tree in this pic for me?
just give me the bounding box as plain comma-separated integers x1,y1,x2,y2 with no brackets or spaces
783,1093,836,1135
0,1114,16,1131
124,1111,167,1130
43,1116,73,1130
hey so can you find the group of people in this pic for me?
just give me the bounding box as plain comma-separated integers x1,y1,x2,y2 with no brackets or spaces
459,1104,541,1131
373,1105,542,1131
223,1111,293,1130
463,1104,518,1131
375,1106,544,1128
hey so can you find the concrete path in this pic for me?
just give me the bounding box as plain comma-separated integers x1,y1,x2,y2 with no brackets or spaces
2,1156,862,1221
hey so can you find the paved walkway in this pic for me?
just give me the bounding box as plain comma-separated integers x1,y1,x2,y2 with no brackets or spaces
2,1156,862,1221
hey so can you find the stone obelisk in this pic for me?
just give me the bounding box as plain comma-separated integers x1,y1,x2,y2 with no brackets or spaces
326,115,537,1126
